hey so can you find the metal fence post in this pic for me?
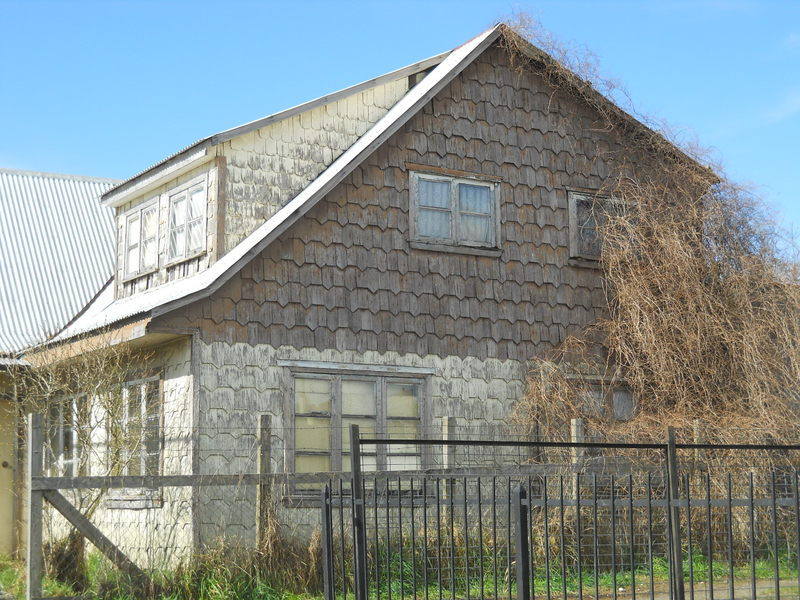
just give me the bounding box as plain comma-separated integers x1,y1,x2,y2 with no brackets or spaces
666,427,686,600
513,485,531,600
26,412,43,600
350,424,368,600
320,484,335,600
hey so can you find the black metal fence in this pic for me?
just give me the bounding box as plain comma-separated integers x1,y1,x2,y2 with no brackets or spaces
321,426,800,600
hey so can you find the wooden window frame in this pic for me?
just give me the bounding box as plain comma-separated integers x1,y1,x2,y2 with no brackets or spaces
46,394,87,477
568,190,619,262
409,171,500,250
123,200,159,279
166,175,208,264
289,370,427,494
106,375,164,509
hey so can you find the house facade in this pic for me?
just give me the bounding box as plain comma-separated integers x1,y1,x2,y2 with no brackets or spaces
41,25,665,562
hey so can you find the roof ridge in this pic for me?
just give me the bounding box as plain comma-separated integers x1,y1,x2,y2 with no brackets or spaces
0,167,122,184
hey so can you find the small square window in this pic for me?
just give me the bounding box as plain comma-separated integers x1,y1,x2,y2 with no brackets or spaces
411,172,498,248
568,191,617,261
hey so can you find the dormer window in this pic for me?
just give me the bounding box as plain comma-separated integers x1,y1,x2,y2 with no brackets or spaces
124,202,158,277
410,171,499,249
167,180,206,262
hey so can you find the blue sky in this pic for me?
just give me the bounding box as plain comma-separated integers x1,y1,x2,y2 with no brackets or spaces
2,0,798,233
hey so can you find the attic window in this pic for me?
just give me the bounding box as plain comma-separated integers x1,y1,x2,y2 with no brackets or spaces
410,172,499,249
167,180,207,262
124,202,158,277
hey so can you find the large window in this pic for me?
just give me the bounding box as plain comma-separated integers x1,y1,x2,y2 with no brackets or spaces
410,172,498,248
293,374,422,482
568,191,617,261
46,395,87,476
167,181,206,262
124,202,158,277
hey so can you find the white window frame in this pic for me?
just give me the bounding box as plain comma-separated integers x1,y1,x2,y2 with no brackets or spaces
46,395,87,477
410,171,500,249
166,176,207,263
568,190,618,261
290,372,425,486
123,200,159,278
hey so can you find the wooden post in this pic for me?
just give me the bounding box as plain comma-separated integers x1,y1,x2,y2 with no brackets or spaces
350,424,368,600
256,414,272,547
666,427,686,600
26,413,43,600
571,418,585,466
320,484,335,600
442,416,456,500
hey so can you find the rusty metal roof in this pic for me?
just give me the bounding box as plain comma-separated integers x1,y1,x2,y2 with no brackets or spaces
0,168,118,355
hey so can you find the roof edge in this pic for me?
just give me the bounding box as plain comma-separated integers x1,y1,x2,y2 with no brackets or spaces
100,50,450,204
0,168,121,184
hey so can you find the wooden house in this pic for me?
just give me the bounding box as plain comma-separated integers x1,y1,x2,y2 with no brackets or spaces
39,25,678,559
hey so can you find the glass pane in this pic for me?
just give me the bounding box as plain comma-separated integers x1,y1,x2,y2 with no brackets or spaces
342,380,376,415
126,214,140,246
295,417,330,451
169,226,185,259
418,178,450,208
417,208,451,239
295,378,331,413
169,194,186,228
387,419,420,455
343,453,378,473
126,246,139,275
188,186,205,219
581,387,605,416
141,238,157,270
460,214,492,244
459,184,491,214
613,388,635,420
141,207,157,239
387,383,419,418
295,454,330,474
187,221,204,254
576,197,601,257
386,454,421,471
342,417,376,452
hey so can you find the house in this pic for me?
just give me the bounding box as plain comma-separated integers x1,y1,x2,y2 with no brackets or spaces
32,24,686,562
0,168,117,556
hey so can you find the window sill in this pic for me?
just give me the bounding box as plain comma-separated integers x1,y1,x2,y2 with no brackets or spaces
164,250,207,269
568,257,600,269
410,240,502,258
121,267,159,284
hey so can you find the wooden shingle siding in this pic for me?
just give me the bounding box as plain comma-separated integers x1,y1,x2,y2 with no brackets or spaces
155,43,637,362
220,78,410,255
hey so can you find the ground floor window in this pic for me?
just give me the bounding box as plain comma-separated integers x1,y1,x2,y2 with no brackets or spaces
293,373,423,481
46,395,87,476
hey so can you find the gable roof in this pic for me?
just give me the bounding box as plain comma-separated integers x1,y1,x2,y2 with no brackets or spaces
54,24,705,345
0,168,118,355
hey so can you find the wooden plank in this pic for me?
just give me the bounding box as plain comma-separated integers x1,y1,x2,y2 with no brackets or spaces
42,490,151,592
256,414,272,547
27,413,43,600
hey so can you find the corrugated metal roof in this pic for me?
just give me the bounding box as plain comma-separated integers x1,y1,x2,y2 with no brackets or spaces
0,169,118,355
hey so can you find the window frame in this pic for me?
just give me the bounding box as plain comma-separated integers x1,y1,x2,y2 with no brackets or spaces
118,376,163,478
122,199,159,279
409,171,500,250
568,190,618,262
166,176,208,264
46,394,88,477
289,370,427,488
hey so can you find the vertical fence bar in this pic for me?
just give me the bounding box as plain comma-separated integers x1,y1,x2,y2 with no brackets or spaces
705,473,714,600
350,425,368,600
749,472,757,600
339,478,347,599
559,476,567,600
492,476,499,600
26,412,43,600
628,472,636,600
647,473,655,600
771,471,781,600
666,428,686,600
514,485,531,600
685,473,694,600
575,473,583,600
321,484,336,600
543,476,552,600
611,474,618,600
726,474,734,600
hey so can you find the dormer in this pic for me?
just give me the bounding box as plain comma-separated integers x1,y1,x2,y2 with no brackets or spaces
106,159,218,299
